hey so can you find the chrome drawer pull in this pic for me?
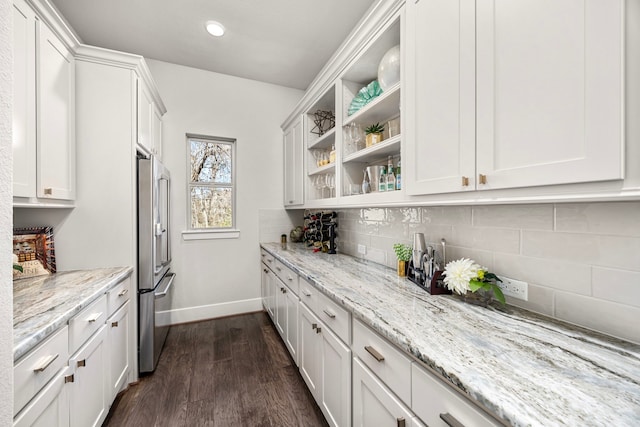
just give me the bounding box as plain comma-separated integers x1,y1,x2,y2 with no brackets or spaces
364,345,385,362
86,312,102,323
397,417,406,427
33,354,59,373
322,309,336,319
117,288,129,297
440,413,465,427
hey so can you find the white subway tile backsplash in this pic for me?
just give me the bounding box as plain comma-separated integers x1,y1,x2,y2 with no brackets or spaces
555,292,640,344
592,267,640,308
422,206,472,225
362,208,386,221
387,207,421,224
473,204,554,230
522,231,640,271
451,226,520,254
493,254,591,295
445,246,495,271
555,202,640,237
507,284,555,317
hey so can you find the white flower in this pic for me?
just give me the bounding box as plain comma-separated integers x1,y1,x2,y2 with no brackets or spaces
13,254,19,263
443,258,481,295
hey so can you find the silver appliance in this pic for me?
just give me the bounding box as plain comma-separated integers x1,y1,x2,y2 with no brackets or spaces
137,155,175,374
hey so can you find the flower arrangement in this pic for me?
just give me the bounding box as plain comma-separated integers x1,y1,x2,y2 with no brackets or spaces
443,258,505,304
392,243,412,262
13,254,23,272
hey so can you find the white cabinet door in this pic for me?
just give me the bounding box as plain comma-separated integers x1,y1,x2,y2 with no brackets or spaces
12,0,37,198
476,0,624,190
13,367,71,427
284,285,299,366
69,327,107,427
353,358,419,427
299,302,321,400
274,278,287,337
37,20,75,200
106,300,130,403
261,264,270,312
283,116,304,206
137,79,153,155
405,0,476,196
319,322,351,427
152,106,163,159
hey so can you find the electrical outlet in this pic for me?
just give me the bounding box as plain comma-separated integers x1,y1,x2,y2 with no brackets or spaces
497,276,528,301
357,244,367,255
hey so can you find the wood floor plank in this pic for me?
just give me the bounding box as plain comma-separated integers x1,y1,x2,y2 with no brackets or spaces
104,312,328,427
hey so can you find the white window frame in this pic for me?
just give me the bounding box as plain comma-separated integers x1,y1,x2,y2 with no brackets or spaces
182,133,239,240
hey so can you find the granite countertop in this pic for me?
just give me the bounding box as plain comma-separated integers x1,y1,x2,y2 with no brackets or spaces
261,242,640,427
13,267,133,362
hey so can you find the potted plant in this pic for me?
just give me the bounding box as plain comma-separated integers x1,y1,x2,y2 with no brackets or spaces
365,122,385,147
392,243,412,277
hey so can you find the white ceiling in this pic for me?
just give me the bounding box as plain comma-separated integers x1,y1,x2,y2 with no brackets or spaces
50,0,377,90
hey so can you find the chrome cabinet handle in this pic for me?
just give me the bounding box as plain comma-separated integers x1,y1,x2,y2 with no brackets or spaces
397,418,406,427
322,309,336,319
33,354,59,373
117,288,129,297
440,413,465,427
86,312,102,323
364,345,385,362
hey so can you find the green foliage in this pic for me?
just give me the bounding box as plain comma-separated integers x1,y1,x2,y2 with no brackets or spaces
469,279,505,304
393,243,412,262
13,264,23,272
365,122,385,134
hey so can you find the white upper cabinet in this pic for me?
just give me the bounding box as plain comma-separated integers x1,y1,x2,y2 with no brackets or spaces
283,116,304,206
13,0,76,204
475,0,624,191
137,80,153,155
406,0,624,195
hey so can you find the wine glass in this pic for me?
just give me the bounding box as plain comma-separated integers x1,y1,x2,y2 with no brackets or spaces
327,173,335,198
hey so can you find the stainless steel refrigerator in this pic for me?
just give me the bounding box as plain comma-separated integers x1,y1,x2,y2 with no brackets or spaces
137,155,175,374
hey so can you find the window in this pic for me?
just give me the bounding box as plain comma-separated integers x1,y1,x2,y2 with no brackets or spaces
187,134,236,230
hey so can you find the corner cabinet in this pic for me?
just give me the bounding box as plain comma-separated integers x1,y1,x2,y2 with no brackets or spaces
405,0,624,196
13,0,76,205
137,79,165,158
283,116,304,206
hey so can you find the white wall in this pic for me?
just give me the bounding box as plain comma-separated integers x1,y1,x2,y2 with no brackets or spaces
337,202,640,344
147,59,303,324
0,0,14,422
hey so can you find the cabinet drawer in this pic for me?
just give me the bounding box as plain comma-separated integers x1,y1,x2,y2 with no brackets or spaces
316,291,350,344
260,249,275,268
69,295,107,355
353,318,412,405
106,276,130,317
273,259,298,295
14,326,69,416
299,277,318,313
412,363,500,427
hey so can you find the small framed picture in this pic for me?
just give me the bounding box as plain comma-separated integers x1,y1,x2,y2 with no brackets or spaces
13,227,56,280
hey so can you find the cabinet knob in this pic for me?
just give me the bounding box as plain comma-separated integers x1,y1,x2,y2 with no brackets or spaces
397,418,406,427
64,374,74,383
111,321,119,328
43,187,53,195
311,323,317,330
77,359,86,368
461,176,469,187
263,269,268,273
478,174,487,185
315,326,322,334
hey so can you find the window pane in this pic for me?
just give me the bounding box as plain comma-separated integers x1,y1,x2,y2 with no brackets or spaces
190,186,233,228
190,140,232,184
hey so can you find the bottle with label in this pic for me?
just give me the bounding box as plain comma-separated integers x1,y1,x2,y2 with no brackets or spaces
329,144,336,164
362,169,371,194
378,166,387,192
396,160,402,190
386,156,396,191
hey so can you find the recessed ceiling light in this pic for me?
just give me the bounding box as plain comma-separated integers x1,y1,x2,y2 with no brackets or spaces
205,21,225,37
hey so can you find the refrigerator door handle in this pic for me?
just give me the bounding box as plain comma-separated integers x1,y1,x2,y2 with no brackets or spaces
155,273,175,299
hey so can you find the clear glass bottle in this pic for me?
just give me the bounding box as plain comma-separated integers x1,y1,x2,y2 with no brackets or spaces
395,160,402,190
329,144,336,163
386,156,396,191
362,169,371,193
378,166,387,192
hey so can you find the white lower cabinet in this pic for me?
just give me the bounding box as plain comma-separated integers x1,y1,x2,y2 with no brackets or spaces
13,367,71,427
274,277,299,365
106,300,131,403
261,263,276,320
411,364,499,427
68,326,108,427
298,303,351,427
353,358,422,427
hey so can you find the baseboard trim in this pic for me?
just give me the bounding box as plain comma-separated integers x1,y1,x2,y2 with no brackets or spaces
156,298,263,326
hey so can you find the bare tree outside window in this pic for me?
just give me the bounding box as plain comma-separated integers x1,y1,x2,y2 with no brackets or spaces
188,134,236,229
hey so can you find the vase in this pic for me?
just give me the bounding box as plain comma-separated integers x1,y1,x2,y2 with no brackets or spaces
462,289,493,307
397,260,407,277
366,133,382,147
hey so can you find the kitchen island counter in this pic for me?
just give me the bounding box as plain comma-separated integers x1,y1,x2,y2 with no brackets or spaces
13,267,133,362
261,242,640,426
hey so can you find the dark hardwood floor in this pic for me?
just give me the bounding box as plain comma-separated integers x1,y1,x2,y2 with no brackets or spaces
103,312,328,427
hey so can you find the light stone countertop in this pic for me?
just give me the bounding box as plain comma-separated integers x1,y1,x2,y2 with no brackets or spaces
13,267,133,362
261,242,640,427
